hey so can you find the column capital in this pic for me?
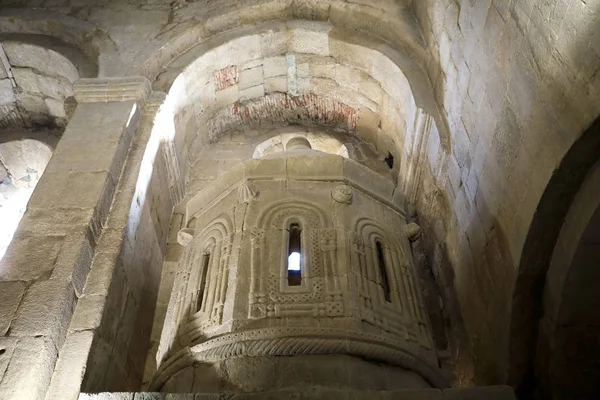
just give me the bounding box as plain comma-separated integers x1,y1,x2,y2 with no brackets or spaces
143,91,166,115
74,76,152,103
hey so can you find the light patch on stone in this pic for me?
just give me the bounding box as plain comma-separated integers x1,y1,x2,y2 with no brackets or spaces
0,79,15,106
0,185,34,260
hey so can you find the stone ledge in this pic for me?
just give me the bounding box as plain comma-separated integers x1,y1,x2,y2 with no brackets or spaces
74,76,152,103
79,386,516,399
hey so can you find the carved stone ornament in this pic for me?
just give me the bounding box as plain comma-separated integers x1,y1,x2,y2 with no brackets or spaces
238,180,259,203
406,223,421,242
331,185,353,205
149,327,449,391
177,228,195,246
74,76,152,103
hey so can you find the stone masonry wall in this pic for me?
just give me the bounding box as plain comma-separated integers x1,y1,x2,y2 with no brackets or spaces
412,0,600,385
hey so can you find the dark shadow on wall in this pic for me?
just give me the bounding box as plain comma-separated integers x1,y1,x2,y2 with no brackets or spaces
509,115,600,398
81,140,173,393
417,202,518,387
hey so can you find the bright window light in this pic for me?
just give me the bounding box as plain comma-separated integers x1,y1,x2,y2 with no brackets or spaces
0,186,34,260
288,252,301,271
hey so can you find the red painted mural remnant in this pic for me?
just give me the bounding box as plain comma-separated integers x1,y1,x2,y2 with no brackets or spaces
214,66,238,91
230,93,358,130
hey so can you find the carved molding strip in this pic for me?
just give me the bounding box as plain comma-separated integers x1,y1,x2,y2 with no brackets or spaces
150,327,448,392
74,76,152,103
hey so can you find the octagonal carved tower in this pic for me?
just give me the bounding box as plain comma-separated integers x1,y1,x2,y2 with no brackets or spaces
151,138,446,393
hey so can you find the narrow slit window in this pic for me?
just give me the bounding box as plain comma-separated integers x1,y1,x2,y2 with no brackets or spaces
197,252,210,312
287,223,302,286
376,241,391,302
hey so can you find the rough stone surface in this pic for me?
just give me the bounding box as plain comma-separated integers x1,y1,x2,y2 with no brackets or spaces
150,145,444,394
78,386,516,400
0,1,595,399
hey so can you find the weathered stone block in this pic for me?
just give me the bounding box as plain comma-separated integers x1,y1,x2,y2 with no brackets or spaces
263,56,286,78
239,66,264,90
287,153,344,180
289,26,330,56
0,281,26,335
46,331,95,400
0,337,18,384
0,235,64,281
0,337,57,400
52,232,95,296
9,278,76,348
215,85,239,107
265,76,287,93
239,84,265,102
0,79,15,106
356,107,381,145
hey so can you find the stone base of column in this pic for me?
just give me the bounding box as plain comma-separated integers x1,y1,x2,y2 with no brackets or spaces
161,355,432,393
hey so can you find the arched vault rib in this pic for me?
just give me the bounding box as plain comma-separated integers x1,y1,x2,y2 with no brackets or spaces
0,8,115,77
130,0,427,81
149,21,450,197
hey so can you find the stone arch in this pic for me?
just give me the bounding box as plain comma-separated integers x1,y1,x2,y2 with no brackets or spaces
0,33,98,79
158,214,234,364
0,25,99,129
252,128,349,159
509,115,600,397
256,199,330,229
152,20,448,147
354,217,427,335
185,217,233,339
131,1,430,84
0,8,114,76
534,158,600,399
147,20,450,205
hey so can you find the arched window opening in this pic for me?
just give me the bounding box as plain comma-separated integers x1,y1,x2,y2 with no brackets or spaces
287,223,302,286
376,241,391,302
197,251,211,312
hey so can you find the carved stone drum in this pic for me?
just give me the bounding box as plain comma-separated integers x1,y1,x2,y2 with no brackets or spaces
151,142,446,393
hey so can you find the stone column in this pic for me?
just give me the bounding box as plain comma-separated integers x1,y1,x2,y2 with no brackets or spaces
0,77,150,400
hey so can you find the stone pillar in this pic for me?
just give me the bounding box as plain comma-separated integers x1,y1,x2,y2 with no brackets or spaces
0,77,150,400
44,88,174,399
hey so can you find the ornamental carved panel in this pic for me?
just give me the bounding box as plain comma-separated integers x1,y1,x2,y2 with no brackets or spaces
248,200,344,319
351,218,431,350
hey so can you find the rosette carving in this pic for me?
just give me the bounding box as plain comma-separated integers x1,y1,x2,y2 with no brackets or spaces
331,185,353,205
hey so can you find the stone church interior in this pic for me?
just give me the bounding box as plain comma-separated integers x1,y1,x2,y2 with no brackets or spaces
0,1,598,399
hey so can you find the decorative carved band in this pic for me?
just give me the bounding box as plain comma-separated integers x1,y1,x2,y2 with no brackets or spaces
74,76,152,103
150,327,448,392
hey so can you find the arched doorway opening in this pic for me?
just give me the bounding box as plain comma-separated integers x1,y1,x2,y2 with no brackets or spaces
509,115,600,398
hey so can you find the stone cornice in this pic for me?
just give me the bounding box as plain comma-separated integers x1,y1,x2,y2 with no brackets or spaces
74,76,152,103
